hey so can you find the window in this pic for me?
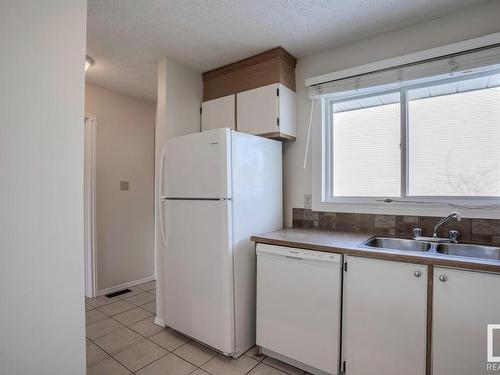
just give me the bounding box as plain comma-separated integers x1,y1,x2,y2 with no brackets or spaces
407,76,500,196
323,70,500,202
332,92,400,197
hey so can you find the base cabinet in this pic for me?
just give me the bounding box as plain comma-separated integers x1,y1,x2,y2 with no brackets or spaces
253,243,500,375
433,267,500,375
343,256,427,375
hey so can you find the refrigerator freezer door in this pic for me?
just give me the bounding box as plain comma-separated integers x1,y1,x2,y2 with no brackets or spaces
161,128,231,199
162,199,234,354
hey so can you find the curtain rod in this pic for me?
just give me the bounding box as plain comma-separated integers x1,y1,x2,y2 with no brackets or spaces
311,42,500,88
305,32,500,87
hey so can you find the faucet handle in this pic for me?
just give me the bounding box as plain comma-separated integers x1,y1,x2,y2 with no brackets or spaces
449,230,459,243
413,227,422,239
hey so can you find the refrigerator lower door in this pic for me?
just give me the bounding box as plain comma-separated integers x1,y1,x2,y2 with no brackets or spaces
162,199,234,355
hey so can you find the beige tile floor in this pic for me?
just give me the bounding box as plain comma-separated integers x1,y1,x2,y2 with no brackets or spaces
86,281,306,375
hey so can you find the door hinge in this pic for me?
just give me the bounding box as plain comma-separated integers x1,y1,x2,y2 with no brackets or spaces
277,117,280,127
200,107,202,114
276,88,280,96
344,262,347,272
342,360,346,374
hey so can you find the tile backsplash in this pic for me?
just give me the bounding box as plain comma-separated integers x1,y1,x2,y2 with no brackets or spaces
292,208,500,246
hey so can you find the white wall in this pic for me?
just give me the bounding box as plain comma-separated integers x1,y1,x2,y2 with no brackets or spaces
154,58,203,325
0,1,87,374
284,0,500,227
85,84,156,293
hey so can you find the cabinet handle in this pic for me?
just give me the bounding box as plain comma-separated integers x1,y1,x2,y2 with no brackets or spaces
439,274,448,282
414,270,422,278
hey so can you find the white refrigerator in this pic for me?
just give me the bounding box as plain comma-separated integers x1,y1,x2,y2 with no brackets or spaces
157,128,282,358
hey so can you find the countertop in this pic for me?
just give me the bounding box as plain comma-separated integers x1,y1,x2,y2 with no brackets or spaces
251,228,500,273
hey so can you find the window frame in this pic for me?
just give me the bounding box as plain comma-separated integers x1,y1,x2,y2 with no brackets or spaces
317,68,500,212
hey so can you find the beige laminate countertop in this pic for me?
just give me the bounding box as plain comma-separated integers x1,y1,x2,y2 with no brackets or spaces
251,228,500,273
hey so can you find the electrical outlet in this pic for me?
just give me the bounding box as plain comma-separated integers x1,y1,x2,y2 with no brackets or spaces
304,194,312,209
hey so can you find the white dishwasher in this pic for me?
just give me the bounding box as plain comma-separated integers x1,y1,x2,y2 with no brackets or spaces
256,243,342,375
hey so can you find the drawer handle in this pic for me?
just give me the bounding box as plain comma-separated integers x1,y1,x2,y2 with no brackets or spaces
439,275,448,282
414,271,422,278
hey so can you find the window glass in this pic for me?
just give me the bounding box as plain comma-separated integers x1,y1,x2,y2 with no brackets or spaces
332,92,401,197
408,75,500,196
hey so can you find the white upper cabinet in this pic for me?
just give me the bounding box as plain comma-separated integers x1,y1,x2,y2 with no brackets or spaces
202,47,297,141
236,83,296,140
343,256,427,375
433,267,500,375
201,94,235,132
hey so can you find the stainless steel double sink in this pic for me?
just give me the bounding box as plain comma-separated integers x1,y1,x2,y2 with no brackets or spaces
360,237,500,261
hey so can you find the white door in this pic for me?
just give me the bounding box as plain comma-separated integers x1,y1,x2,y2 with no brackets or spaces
433,267,500,375
237,83,278,135
162,199,234,355
343,256,427,375
202,95,235,131
162,128,231,199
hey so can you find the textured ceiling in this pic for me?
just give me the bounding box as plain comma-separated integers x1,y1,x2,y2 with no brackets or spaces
86,0,489,102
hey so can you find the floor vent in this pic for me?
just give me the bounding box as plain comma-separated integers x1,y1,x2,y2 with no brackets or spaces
106,289,132,298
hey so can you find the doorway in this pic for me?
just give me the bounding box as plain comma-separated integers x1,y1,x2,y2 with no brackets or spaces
84,115,97,298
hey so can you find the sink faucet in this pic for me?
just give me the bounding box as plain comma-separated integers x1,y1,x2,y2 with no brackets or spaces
412,211,462,243
433,211,461,238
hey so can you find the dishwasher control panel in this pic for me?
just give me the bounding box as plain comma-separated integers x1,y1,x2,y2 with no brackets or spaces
256,243,341,263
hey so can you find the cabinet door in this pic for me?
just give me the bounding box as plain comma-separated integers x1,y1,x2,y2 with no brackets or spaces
237,83,278,135
277,84,296,138
343,256,427,375
202,94,235,131
433,267,500,375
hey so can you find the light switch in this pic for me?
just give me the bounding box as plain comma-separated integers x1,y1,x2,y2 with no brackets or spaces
120,181,130,191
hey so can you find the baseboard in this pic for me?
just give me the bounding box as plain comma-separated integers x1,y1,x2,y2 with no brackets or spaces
154,317,165,327
97,275,155,296
261,348,333,375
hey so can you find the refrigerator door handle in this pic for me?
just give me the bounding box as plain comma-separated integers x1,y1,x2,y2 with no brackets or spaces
159,200,168,250
160,147,166,198
159,148,168,249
